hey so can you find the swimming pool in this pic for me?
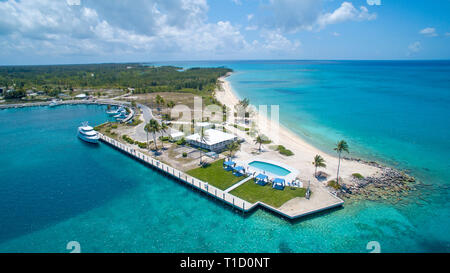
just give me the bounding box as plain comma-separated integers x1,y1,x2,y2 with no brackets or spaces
248,161,292,176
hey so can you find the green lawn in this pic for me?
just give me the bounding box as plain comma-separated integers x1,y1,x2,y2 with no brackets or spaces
186,159,246,190
230,181,307,208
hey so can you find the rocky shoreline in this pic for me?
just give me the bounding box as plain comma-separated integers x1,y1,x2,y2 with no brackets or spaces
336,157,417,202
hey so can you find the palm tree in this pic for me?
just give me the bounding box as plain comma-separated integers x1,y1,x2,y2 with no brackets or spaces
254,135,265,153
167,100,175,109
222,104,228,122
155,95,165,115
145,119,161,151
227,141,241,158
235,98,250,124
312,155,327,178
144,122,150,151
199,127,209,164
166,100,175,120
334,140,349,184
160,122,169,150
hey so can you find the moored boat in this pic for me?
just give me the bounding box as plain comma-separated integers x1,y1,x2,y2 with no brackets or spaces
77,122,100,144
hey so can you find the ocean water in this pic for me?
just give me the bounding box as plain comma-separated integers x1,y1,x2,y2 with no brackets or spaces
0,61,449,252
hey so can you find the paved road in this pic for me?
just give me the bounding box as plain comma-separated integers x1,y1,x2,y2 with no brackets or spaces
138,103,154,123
133,103,167,142
100,99,175,143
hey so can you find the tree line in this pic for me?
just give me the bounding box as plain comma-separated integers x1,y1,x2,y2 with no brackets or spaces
0,63,232,96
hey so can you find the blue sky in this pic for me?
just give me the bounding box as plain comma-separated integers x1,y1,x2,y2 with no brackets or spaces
0,0,449,65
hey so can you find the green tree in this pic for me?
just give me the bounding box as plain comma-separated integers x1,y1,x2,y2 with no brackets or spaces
312,155,327,178
160,122,169,150
334,140,349,185
199,127,209,165
155,95,165,115
167,100,175,109
227,141,241,158
145,119,161,151
254,135,265,153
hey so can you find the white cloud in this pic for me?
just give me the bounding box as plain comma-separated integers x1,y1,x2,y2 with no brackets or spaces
257,1,376,33
317,2,376,29
0,0,252,59
0,0,377,63
0,0,304,62
407,41,421,56
259,30,301,52
332,32,341,36
419,27,437,37
66,0,81,6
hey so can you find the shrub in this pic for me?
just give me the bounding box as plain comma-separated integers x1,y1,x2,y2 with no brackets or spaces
327,180,341,190
277,145,294,156
182,152,188,158
352,173,364,179
122,135,135,144
128,118,142,126
111,124,118,129
176,138,186,146
136,142,148,149
159,136,170,142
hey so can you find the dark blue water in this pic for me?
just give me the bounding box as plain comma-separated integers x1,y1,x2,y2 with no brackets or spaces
0,61,449,252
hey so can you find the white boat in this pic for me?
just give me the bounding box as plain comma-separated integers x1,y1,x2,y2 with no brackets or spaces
49,100,58,107
77,122,100,144
106,106,125,116
114,111,127,119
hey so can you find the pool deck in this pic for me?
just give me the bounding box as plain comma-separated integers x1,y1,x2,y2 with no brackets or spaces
99,133,344,220
237,158,300,183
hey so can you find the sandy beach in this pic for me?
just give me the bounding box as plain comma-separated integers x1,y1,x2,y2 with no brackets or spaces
216,75,381,190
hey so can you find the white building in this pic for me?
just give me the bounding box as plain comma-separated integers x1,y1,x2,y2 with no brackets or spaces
195,122,213,132
75,93,87,99
186,129,237,152
170,131,185,141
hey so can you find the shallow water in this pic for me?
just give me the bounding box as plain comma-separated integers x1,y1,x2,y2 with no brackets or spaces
0,60,449,252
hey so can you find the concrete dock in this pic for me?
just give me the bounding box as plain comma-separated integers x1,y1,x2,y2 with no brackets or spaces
1,100,344,219
99,133,344,220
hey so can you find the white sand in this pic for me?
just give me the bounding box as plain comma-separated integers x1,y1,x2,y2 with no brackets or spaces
216,76,381,188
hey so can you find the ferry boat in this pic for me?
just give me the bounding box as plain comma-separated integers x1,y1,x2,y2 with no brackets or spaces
77,122,100,144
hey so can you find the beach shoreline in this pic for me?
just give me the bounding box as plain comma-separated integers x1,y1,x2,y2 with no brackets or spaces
215,74,415,198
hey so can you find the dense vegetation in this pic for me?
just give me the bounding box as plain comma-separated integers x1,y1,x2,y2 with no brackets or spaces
0,63,232,95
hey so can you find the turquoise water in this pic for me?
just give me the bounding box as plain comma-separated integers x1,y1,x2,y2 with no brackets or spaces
0,60,449,252
249,161,291,176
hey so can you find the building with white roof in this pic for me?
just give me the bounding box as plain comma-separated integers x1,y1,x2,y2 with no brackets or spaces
170,131,185,141
75,93,87,99
194,122,213,132
186,129,237,152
